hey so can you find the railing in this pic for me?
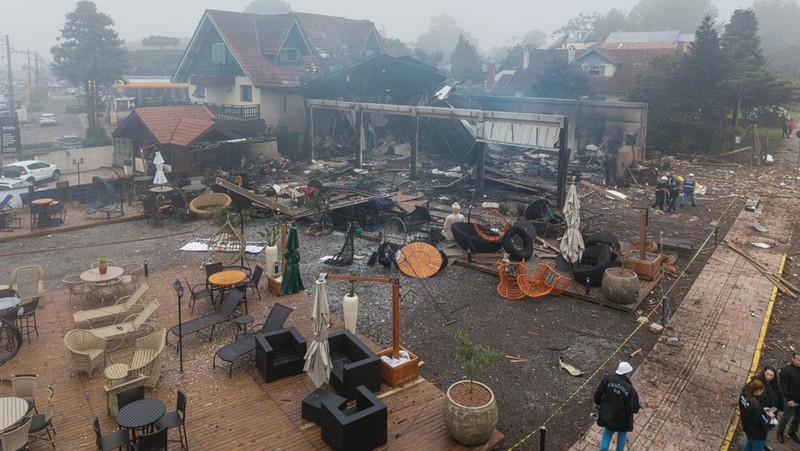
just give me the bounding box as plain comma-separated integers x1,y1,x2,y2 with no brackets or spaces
202,103,261,121
194,62,233,76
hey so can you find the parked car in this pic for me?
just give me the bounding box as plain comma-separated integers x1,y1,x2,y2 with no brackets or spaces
59,135,82,149
39,113,57,126
0,177,33,209
2,160,61,184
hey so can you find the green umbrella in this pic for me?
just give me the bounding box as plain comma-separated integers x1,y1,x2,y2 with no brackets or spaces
281,224,304,295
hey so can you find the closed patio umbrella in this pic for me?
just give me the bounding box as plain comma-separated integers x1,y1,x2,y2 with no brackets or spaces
303,275,331,388
280,223,304,295
559,181,584,263
152,151,168,187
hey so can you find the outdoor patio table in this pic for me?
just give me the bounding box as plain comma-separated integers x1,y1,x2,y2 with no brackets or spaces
150,186,173,193
116,398,165,439
0,397,32,432
80,266,124,283
30,198,53,229
208,270,248,309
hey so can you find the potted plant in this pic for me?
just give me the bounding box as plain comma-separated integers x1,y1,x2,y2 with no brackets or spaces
442,330,501,446
122,158,133,175
304,190,332,236
97,257,108,275
259,222,281,275
343,280,358,333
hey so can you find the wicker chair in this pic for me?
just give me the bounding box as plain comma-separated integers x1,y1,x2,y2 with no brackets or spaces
1,416,32,451
119,263,144,292
125,328,166,388
10,264,44,304
63,274,90,306
73,283,149,327
64,329,108,376
90,279,121,306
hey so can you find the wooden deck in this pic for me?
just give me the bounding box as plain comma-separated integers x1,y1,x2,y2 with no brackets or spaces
2,267,503,450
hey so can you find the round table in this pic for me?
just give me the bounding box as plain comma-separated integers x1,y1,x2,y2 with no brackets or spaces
31,198,54,206
134,176,152,184
208,270,247,287
234,314,254,339
0,397,32,432
0,284,9,290
104,363,130,387
80,267,124,283
150,186,173,193
116,399,166,436
0,297,20,312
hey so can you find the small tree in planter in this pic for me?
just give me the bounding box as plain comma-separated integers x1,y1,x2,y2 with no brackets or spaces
259,222,281,274
443,330,502,446
304,189,332,236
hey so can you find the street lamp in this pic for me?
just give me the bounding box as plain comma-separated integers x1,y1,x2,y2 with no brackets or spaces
72,158,84,185
173,279,185,374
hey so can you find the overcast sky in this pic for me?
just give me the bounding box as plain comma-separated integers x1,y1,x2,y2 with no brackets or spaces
2,0,753,60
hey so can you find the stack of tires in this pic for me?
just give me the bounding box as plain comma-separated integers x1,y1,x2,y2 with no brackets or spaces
451,219,537,262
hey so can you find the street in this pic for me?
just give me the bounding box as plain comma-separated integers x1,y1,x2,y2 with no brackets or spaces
20,95,86,146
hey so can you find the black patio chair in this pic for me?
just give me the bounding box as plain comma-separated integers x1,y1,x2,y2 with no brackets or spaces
327,329,381,400
184,277,212,315
93,417,130,451
320,385,388,451
16,296,39,344
153,391,187,451
213,303,293,377
167,288,244,347
116,385,145,413
133,427,167,451
244,265,263,302
255,326,307,382
141,197,170,227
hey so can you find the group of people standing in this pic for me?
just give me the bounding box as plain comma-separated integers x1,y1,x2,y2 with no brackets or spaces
782,117,796,138
651,172,698,213
592,352,800,451
740,352,800,451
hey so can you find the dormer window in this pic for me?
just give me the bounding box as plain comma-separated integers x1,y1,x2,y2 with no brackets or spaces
588,64,603,76
282,48,299,64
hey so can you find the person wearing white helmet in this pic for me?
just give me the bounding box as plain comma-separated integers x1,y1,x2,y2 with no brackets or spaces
651,175,668,211
594,361,641,451
666,173,681,213
681,173,697,208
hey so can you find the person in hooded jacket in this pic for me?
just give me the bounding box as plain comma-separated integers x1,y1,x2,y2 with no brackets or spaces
594,361,640,451
741,379,776,451
777,351,800,444
754,365,783,450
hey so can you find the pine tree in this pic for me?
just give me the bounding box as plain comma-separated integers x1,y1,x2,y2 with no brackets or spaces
450,34,483,83
684,15,727,122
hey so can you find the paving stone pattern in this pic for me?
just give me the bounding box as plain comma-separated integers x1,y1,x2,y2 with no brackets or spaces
570,195,798,450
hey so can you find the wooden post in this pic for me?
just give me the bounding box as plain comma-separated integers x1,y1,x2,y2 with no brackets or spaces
410,116,419,180
639,209,647,259
556,119,570,208
392,281,400,358
356,111,364,169
280,222,287,273
475,141,485,194
309,107,316,162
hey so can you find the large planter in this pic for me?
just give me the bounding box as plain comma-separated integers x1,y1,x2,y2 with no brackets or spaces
342,293,358,334
443,380,498,446
264,245,279,275
189,193,232,218
602,268,640,305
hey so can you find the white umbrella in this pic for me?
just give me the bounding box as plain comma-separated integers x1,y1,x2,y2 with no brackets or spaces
560,182,585,263
152,151,168,187
303,274,331,388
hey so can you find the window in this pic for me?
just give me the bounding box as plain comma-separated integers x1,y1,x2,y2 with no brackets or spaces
212,42,226,64
588,64,603,76
282,48,299,63
192,86,206,99
240,85,253,102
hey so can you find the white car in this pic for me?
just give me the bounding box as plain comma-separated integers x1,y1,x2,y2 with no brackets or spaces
39,113,57,126
2,160,61,184
0,177,33,209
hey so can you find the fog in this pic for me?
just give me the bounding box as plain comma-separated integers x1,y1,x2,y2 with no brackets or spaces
1,0,753,60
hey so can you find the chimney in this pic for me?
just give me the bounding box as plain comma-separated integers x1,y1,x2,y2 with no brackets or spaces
486,63,496,90
523,46,530,70
567,45,576,63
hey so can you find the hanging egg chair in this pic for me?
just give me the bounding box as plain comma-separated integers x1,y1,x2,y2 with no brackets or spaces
207,219,246,266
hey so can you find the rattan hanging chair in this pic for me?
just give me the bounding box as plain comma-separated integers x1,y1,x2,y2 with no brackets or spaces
207,220,246,266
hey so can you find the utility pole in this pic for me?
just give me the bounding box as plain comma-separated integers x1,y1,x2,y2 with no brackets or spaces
26,49,31,88
34,52,39,87
5,35,15,113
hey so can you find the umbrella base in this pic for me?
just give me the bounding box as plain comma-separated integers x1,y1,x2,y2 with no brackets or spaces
378,346,419,386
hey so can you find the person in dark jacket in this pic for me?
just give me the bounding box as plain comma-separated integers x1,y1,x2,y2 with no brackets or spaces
594,361,640,451
777,352,800,444
666,174,680,213
755,365,783,451
741,379,776,451
651,176,668,211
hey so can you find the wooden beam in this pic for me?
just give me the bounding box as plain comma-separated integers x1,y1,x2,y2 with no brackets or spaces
579,179,633,207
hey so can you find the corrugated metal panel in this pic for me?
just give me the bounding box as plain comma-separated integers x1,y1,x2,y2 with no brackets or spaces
477,121,560,150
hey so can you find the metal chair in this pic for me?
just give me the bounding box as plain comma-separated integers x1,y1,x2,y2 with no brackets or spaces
245,265,263,302
154,391,188,450
92,417,130,451
116,385,145,412
27,385,55,447
134,427,168,451
184,277,212,315
12,373,38,413
1,416,32,451
16,296,39,344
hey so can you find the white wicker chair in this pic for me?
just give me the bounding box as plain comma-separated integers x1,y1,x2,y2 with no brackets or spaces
10,265,44,304
73,283,149,327
63,274,90,306
106,328,166,389
119,263,144,292
64,329,108,376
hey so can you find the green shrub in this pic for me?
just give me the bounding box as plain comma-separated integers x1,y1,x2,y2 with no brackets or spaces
22,141,56,150
83,137,112,148
86,125,107,140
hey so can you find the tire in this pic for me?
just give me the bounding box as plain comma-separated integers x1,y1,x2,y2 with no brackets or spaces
583,231,620,252
51,170,60,182
502,222,534,261
451,222,503,254
572,243,615,287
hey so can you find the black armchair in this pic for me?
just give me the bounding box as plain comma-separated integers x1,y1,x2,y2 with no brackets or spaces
327,329,380,399
320,385,388,451
255,327,307,382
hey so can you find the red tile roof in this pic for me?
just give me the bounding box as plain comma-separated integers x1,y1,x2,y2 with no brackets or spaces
204,10,386,87
116,105,231,147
